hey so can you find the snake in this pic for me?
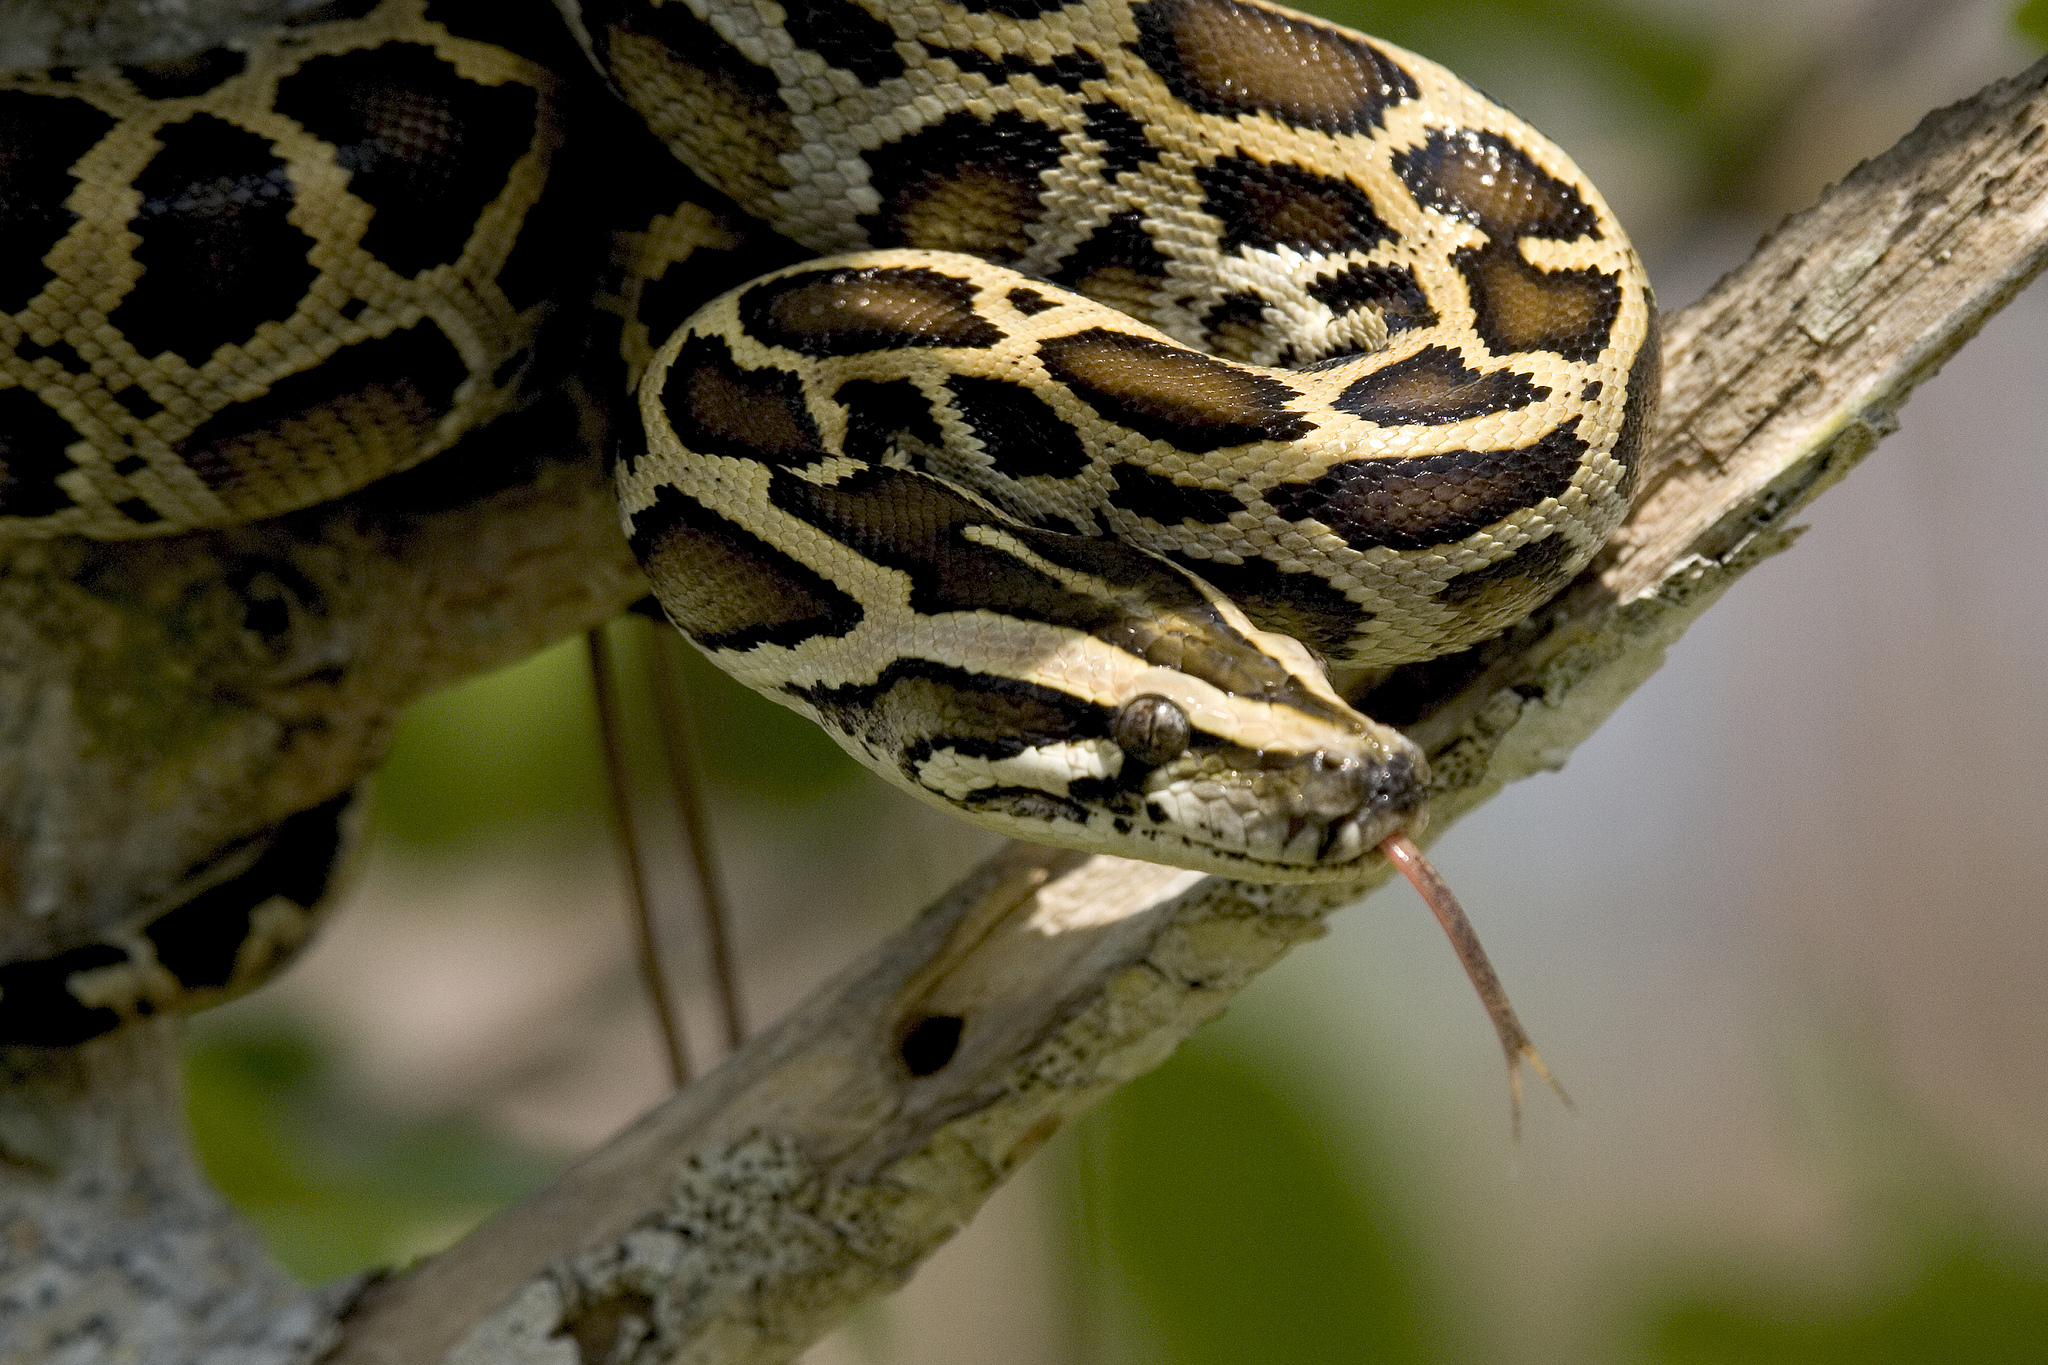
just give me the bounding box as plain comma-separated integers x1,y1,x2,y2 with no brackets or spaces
0,0,1656,1045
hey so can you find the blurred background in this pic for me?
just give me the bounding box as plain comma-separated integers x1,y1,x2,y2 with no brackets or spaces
186,0,2048,1360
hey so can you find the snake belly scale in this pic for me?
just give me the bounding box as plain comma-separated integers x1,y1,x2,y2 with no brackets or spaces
0,0,1656,1037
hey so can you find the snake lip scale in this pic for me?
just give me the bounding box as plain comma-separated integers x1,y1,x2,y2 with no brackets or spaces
0,0,1655,1047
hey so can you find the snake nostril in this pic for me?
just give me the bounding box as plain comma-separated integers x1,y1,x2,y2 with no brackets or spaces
1299,748,1427,822
1368,751,1427,818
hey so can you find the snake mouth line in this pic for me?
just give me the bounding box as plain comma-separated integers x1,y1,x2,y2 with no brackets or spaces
1315,812,1372,864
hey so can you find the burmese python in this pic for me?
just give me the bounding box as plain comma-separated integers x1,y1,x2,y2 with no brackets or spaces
0,0,1656,1045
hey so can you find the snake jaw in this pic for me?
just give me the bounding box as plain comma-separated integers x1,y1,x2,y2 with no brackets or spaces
1310,749,1425,863
1293,741,1430,869
1112,725,1428,880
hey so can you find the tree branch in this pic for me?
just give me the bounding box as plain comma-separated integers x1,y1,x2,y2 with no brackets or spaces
321,55,2048,1365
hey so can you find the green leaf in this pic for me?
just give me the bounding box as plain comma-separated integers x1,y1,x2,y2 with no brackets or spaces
184,1021,553,1283
373,618,859,852
2017,0,2048,47
1068,1032,1430,1365
1648,1252,2048,1365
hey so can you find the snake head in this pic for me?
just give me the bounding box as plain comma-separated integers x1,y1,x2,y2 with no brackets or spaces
778,514,1434,883
622,346,1431,880
875,650,1429,881
1078,663,1430,878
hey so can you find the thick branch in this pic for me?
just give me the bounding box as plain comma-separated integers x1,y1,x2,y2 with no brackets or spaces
0,415,643,963
0,0,317,67
1,411,644,1361
322,56,2048,1365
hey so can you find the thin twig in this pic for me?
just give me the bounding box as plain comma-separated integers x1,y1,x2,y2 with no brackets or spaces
645,621,749,1053
586,625,691,1087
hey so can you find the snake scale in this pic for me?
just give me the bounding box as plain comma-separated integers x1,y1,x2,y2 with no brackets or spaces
0,0,1655,1046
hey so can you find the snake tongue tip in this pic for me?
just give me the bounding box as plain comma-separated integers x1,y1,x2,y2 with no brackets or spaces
1381,832,1571,1137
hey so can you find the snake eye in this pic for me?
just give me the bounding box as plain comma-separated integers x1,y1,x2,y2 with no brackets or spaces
1113,694,1190,766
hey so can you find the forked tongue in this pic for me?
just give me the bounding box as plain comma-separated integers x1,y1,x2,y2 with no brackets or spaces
1380,833,1572,1140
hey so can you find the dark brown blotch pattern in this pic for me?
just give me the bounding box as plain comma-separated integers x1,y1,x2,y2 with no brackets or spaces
770,462,1117,626
1605,302,1659,501
860,110,1069,260
277,44,538,277
1394,128,1600,242
739,264,1002,357
179,318,466,494
794,660,1109,788
769,464,1346,719
1007,286,1058,315
111,113,317,366
1391,128,1619,361
0,90,111,312
661,332,825,466
1334,345,1547,426
930,43,1108,94
1199,293,1270,361
1165,551,1369,659
628,482,863,651
1110,464,1243,524
898,671,1108,765
837,377,942,464
1306,263,1436,334
1051,211,1172,317
946,374,1092,478
1037,327,1312,453
1435,532,1578,608
588,0,799,203
1455,249,1621,363
779,0,905,83
1266,418,1588,552
0,387,85,518
1131,0,1417,135
1197,155,1393,258
1054,212,1170,284
1081,101,1158,173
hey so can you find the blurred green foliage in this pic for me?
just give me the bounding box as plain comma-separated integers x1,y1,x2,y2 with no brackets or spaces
1316,0,1783,206
1648,1250,2048,1364
1634,1016,2048,1365
1062,1030,1430,1365
184,1020,553,1283
2017,0,2048,47
1062,1020,2048,1365
372,615,859,852
1321,0,1716,113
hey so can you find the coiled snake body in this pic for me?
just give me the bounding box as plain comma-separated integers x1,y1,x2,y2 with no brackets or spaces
0,0,1655,1039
